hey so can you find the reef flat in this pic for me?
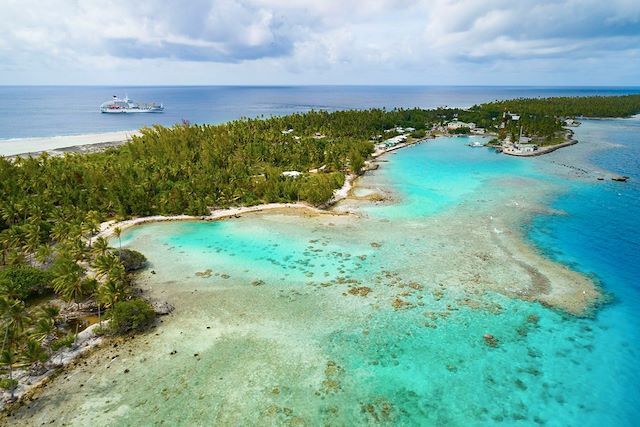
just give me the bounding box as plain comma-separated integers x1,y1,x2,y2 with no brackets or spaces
2,134,617,426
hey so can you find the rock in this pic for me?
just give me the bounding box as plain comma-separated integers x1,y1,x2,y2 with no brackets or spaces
348,286,372,297
116,249,148,272
150,300,174,315
483,333,499,348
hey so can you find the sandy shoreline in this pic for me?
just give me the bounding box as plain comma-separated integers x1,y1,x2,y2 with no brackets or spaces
0,130,141,158
0,323,104,410
96,203,351,241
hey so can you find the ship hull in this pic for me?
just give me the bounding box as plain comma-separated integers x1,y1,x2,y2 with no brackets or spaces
101,108,164,114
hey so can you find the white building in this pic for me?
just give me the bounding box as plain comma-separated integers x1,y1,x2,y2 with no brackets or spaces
514,143,538,153
447,121,476,130
282,171,302,177
382,134,407,148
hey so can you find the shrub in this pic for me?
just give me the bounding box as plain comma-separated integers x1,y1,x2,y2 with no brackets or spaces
0,377,18,392
0,264,54,300
51,333,76,351
116,249,148,272
106,299,155,335
450,127,471,134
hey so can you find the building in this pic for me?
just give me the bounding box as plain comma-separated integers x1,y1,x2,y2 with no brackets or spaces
282,171,302,177
380,134,407,149
447,121,475,130
518,136,532,144
514,143,538,153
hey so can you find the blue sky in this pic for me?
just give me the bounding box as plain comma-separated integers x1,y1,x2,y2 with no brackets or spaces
1,0,639,85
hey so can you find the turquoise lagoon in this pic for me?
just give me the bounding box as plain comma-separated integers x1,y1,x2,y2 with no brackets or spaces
10,126,639,426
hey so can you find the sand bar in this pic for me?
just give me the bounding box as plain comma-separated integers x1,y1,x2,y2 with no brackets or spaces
0,130,141,157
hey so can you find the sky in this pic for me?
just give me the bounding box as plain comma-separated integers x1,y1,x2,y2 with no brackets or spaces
1,0,639,86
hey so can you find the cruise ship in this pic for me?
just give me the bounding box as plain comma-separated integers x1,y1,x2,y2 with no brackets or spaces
100,95,164,113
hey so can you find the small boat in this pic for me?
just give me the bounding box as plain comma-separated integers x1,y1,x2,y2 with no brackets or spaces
100,95,164,113
468,141,484,147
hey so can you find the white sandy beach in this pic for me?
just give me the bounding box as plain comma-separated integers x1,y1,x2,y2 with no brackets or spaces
0,130,141,157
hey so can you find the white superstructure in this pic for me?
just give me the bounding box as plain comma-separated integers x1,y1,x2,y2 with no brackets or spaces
100,95,164,113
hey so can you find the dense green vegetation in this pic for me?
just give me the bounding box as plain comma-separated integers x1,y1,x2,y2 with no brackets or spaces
117,249,148,272
105,299,155,335
466,94,640,143
0,265,53,300
1,94,639,393
480,94,640,118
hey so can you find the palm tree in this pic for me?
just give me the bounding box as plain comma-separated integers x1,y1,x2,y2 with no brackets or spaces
38,304,60,323
30,316,56,343
91,237,110,257
22,338,48,369
113,227,123,256
82,210,100,248
23,224,42,266
0,279,23,301
0,297,30,348
0,349,17,398
0,203,19,227
0,229,12,265
50,222,71,244
33,305,60,356
35,243,53,265
69,238,88,262
92,253,121,279
97,278,128,311
52,257,90,307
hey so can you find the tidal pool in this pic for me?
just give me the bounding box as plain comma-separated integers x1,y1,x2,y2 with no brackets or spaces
7,131,639,426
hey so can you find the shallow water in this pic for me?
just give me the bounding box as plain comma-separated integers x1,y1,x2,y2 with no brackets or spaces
7,125,640,426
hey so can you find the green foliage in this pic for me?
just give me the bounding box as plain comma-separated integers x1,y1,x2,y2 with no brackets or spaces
299,173,345,206
22,338,48,364
0,377,18,391
478,94,640,118
0,264,54,300
465,94,640,139
106,299,155,335
51,256,88,303
450,127,471,134
116,249,148,272
50,333,75,351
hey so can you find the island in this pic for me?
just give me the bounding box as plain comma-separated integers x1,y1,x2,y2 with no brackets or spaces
1,94,639,413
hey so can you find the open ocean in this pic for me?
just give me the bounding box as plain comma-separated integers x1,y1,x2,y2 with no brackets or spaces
1,85,639,140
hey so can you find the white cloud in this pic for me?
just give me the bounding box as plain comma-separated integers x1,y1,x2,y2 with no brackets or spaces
0,0,638,84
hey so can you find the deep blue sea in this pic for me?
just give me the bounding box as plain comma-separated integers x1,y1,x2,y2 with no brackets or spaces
1,85,639,140
529,117,640,424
